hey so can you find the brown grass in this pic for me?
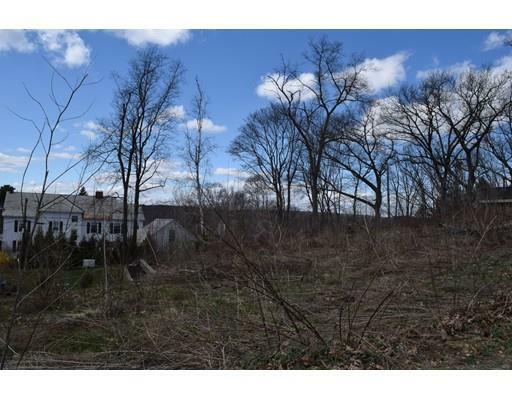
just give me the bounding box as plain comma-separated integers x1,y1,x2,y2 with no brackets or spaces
1,220,512,369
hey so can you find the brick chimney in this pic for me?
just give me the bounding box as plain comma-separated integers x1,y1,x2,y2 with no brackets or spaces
95,191,104,199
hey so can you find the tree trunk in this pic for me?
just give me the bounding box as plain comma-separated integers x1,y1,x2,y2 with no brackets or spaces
196,168,205,239
121,184,129,264
130,183,140,259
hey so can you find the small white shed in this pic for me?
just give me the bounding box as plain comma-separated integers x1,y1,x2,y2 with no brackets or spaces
143,218,195,253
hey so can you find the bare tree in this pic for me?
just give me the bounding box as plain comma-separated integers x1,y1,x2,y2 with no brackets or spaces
90,82,133,260
265,38,367,223
325,103,395,219
387,157,424,217
383,73,463,216
243,175,274,210
91,47,184,259
230,104,300,222
317,158,349,217
129,49,184,254
184,77,215,238
1,65,100,369
485,91,512,184
435,69,512,199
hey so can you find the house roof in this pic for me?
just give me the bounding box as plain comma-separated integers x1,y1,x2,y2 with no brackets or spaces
142,205,195,224
145,218,180,233
477,186,512,203
144,218,195,239
2,192,142,220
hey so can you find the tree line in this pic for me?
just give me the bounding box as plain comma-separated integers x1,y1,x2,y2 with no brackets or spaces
87,38,512,259
229,38,512,223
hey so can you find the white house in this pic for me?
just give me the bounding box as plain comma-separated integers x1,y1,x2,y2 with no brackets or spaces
0,191,144,255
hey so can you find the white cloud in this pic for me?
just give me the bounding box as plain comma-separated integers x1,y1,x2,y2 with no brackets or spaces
112,30,191,47
0,30,90,69
79,120,102,140
49,151,81,160
416,57,512,80
21,180,84,195
53,144,77,151
0,152,28,173
154,160,193,182
37,30,90,68
416,60,475,79
359,52,409,93
256,53,407,100
165,170,193,181
256,72,316,101
183,118,227,133
80,130,97,140
0,30,35,53
83,121,101,130
483,31,512,51
16,147,31,153
491,55,512,75
447,61,475,76
214,167,252,178
166,105,186,120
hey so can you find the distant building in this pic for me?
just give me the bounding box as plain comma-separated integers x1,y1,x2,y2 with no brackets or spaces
0,191,144,255
141,218,195,254
477,186,512,206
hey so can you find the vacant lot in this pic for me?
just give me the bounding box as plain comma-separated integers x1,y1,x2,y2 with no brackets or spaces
1,221,512,369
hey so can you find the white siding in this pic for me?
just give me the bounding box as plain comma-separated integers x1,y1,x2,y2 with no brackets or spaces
1,212,144,255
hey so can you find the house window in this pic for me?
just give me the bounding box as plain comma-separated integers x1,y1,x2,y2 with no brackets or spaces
71,215,78,223
169,229,176,243
14,220,18,233
48,220,62,233
24,220,32,233
89,222,102,234
12,240,17,253
109,223,121,234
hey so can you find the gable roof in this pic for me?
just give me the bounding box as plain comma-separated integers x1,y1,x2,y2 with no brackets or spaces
144,218,195,240
2,192,142,220
144,218,186,233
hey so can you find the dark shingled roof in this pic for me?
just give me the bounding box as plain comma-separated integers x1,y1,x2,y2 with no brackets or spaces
3,192,141,219
477,186,512,203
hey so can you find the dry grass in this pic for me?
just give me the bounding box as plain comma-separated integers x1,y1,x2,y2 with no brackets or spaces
1,220,512,369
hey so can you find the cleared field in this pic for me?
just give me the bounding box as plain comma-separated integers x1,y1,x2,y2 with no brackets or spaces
1,222,512,369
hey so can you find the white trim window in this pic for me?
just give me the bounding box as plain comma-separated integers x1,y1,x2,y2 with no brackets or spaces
109,222,121,235
86,222,102,234
48,220,63,233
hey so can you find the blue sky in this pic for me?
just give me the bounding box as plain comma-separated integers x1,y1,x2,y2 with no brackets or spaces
1,29,512,202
